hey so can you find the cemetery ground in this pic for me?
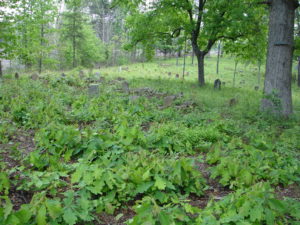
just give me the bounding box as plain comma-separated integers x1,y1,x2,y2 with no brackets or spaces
0,56,300,224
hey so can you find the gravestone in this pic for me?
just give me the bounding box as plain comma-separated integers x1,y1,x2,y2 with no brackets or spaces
214,79,221,90
122,81,130,93
229,98,238,107
175,74,179,78
186,72,189,77
254,86,259,91
99,77,106,83
94,72,101,79
79,70,85,79
31,73,39,81
168,72,172,77
163,95,176,108
61,73,66,78
129,95,139,102
88,84,100,97
15,72,19,79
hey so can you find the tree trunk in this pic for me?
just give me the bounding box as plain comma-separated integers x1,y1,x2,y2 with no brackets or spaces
39,23,44,74
196,53,205,86
261,0,298,116
217,41,221,75
191,37,205,86
298,57,300,87
191,51,194,65
182,37,187,79
233,61,238,87
0,60,2,78
258,62,261,88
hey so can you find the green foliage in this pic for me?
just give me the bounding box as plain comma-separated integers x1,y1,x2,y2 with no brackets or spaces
0,58,299,224
207,140,300,189
196,183,300,225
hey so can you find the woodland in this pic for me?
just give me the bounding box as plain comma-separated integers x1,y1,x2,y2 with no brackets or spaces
0,0,300,224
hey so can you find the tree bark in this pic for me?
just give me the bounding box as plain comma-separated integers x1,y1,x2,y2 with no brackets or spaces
191,36,205,86
261,0,298,116
217,41,221,75
233,61,238,87
191,51,194,65
196,53,205,86
182,37,187,79
298,57,300,87
39,23,44,74
0,60,2,78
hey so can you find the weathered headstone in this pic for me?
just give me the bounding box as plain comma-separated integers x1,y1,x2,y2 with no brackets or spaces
15,72,19,79
229,98,238,107
94,72,101,79
186,72,189,77
214,79,221,90
254,86,259,91
88,84,100,97
31,73,39,81
99,77,106,83
163,95,176,108
129,95,139,102
175,74,179,78
122,81,130,93
168,72,172,77
61,73,66,78
79,70,85,79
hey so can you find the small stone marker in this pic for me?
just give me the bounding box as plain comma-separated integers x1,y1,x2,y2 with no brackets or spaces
186,72,189,77
88,84,100,97
129,95,139,102
214,79,221,90
15,72,19,79
168,72,172,77
94,72,101,79
99,77,106,83
229,98,238,107
79,70,85,79
31,73,39,81
175,74,179,78
254,86,259,91
122,81,130,93
163,95,176,108
61,73,66,78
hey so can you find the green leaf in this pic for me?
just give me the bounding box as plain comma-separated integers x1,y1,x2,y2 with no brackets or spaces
159,211,172,225
63,208,77,225
15,205,32,223
3,197,13,220
135,182,154,194
36,205,47,225
154,176,166,190
249,205,263,222
46,199,62,219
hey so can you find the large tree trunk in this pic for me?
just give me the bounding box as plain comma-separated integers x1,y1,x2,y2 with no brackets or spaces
217,41,221,75
191,37,205,86
261,0,298,116
196,52,205,86
298,57,300,87
0,60,2,78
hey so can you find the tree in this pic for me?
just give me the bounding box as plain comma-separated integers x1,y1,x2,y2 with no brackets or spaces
261,0,299,116
0,0,18,77
294,8,300,87
60,0,106,68
61,0,85,68
119,0,265,86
